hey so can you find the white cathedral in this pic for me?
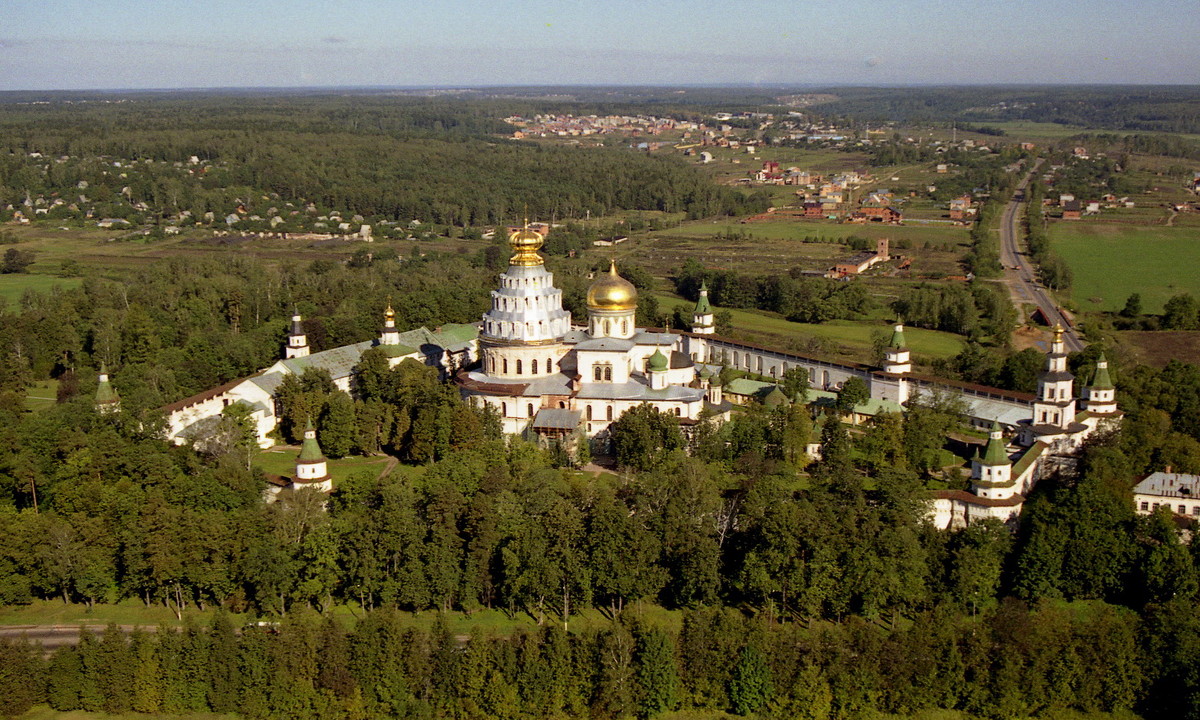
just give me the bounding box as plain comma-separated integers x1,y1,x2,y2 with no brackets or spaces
455,226,728,443
158,225,1119,524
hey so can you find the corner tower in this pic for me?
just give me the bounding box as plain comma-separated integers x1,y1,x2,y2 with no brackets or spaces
479,226,572,379
692,282,715,335
293,419,332,493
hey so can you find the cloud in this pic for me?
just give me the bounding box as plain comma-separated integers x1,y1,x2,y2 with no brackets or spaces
322,36,349,45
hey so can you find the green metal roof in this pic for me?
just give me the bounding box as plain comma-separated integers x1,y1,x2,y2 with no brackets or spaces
889,324,907,350
695,282,711,314
95,365,120,406
1090,353,1114,389
648,348,669,372
763,385,790,408
297,418,326,463
979,421,1010,466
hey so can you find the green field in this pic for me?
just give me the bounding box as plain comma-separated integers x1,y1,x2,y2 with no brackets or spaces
656,294,966,361
625,218,967,280
1051,222,1200,313
252,447,397,483
0,274,82,306
23,379,58,411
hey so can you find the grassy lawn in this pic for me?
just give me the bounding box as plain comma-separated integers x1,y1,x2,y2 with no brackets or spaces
0,598,683,638
0,273,82,306
656,294,966,360
24,379,58,412
252,447,396,483
0,598,248,629
1051,222,1200,313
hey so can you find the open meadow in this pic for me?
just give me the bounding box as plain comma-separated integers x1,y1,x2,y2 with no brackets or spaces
654,293,966,364
626,218,968,278
1051,221,1200,313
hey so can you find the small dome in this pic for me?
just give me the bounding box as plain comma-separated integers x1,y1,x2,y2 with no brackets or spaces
648,348,668,372
587,260,638,311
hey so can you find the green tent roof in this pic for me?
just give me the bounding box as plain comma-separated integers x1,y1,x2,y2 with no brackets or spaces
1090,353,1114,390
763,384,790,408
889,324,907,350
694,282,711,314
979,421,1010,466
95,364,120,406
297,418,326,463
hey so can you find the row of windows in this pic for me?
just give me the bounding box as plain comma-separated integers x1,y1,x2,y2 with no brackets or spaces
593,364,614,381
1043,386,1070,400
1037,410,1061,425
486,319,558,337
1141,501,1200,516
488,356,557,375
495,294,557,312
592,318,629,336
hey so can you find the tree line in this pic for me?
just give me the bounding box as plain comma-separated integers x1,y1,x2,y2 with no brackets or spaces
3,598,1185,720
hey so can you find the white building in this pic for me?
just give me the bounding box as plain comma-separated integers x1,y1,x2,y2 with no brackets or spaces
456,227,730,448
1134,472,1200,518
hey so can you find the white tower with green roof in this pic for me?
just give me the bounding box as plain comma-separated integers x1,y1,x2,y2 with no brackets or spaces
95,363,120,414
883,323,911,375
647,347,670,390
1083,353,1118,415
971,421,1015,500
293,418,332,493
691,282,715,335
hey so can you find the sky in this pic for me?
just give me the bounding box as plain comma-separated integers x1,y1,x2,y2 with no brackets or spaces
1,0,1198,91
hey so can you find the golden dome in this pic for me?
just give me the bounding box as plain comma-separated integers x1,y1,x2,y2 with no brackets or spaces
508,227,545,267
587,259,638,311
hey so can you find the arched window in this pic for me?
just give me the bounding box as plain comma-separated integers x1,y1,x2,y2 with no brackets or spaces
594,366,603,381
586,405,593,420
516,359,522,375
604,365,612,381
605,320,612,335
532,359,538,374
502,402,508,416
606,406,614,421
621,320,628,335
528,403,534,417
547,357,553,372
674,407,681,417
503,358,509,374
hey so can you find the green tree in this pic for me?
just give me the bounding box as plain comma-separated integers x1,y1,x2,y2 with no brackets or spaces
319,391,356,459
635,628,679,718
728,642,773,715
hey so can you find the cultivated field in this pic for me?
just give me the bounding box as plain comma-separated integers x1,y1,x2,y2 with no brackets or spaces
654,293,966,364
1051,222,1200,313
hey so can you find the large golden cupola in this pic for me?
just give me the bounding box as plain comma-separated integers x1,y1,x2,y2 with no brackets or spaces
508,226,545,267
587,259,638,312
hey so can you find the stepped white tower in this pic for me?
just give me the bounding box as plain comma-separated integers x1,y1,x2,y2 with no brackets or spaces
478,226,573,380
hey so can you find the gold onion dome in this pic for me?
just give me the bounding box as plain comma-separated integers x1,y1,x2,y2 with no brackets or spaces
508,227,545,266
587,259,638,311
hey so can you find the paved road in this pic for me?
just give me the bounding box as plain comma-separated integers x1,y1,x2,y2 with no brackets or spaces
998,159,1086,353
0,624,142,654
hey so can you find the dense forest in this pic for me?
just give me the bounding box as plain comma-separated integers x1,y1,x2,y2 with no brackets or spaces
0,96,767,227
807,86,1200,134
6,341,1200,718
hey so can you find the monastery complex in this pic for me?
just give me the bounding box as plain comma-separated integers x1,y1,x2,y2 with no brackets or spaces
154,227,1122,528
